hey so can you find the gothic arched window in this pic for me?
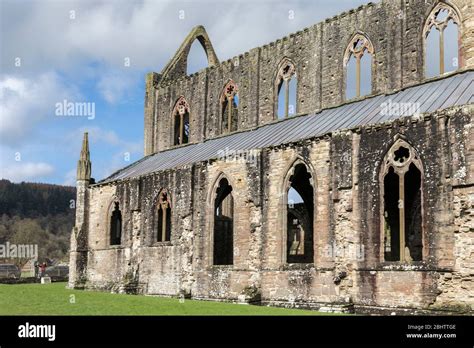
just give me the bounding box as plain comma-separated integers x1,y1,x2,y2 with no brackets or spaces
275,59,297,119
344,33,374,99
424,3,461,77
221,80,239,134
285,162,314,263
213,178,234,265
156,191,171,242
380,140,424,262
110,202,122,246
172,96,190,146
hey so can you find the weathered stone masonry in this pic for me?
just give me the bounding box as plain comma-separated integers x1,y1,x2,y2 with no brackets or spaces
70,0,474,314
144,0,474,155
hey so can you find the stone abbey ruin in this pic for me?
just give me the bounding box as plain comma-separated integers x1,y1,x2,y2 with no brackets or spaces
69,0,474,314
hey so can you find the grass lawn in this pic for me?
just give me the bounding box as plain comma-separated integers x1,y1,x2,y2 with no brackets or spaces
0,282,341,315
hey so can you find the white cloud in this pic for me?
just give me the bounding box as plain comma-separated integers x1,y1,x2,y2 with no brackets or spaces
1,0,372,74
0,161,55,183
96,69,139,104
0,72,81,146
1,0,173,74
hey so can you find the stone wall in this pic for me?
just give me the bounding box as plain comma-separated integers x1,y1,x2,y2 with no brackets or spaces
76,0,474,313
80,104,474,313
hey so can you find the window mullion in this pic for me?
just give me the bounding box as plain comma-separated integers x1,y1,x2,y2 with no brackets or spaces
227,97,232,133
161,204,167,242
399,173,405,262
179,113,184,145
356,55,361,98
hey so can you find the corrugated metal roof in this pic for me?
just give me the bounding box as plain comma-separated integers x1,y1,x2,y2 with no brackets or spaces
99,70,474,184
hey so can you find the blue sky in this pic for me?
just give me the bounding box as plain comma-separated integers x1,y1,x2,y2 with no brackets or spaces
0,0,374,185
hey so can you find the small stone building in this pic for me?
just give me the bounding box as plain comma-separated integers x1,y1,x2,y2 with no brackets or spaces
69,0,474,313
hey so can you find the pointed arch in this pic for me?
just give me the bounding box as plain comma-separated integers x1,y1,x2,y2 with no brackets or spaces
220,80,239,134
423,2,462,77
274,57,297,119
172,96,190,146
152,189,172,242
106,197,122,246
379,138,425,263
187,39,210,75
281,157,316,193
207,172,237,207
161,25,219,79
343,32,375,100
208,174,234,266
281,158,315,264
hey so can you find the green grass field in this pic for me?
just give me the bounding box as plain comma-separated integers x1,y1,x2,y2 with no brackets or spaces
0,282,339,315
